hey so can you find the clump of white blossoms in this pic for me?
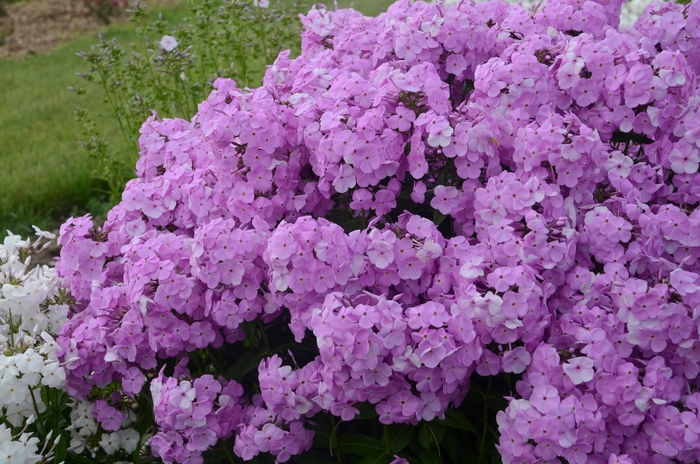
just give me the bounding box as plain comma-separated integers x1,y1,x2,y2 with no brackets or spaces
65,400,141,457
64,401,98,454
0,229,142,463
0,419,61,464
0,228,69,410
443,0,657,27
0,229,71,464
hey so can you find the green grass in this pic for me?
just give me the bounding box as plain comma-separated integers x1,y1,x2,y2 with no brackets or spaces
0,2,192,235
333,0,395,16
0,37,101,235
0,0,393,237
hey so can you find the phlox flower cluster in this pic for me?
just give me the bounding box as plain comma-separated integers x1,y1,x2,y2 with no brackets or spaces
0,230,67,464
0,229,67,351
65,399,141,458
495,202,700,463
148,364,246,462
147,356,316,463
0,420,60,464
53,0,700,462
262,214,504,424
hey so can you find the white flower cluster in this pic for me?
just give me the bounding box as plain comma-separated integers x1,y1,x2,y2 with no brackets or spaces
441,0,659,28
0,229,67,336
0,229,69,464
1,229,69,416
0,421,61,464
620,0,656,27
65,401,98,454
66,401,140,456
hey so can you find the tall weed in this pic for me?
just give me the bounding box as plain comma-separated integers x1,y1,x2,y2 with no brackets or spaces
72,0,307,203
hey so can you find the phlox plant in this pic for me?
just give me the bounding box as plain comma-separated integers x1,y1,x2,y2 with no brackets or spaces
72,0,308,204
53,0,700,463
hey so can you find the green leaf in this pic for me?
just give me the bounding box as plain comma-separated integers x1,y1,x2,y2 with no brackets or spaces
202,450,230,463
136,456,161,464
66,454,99,464
467,380,485,397
226,343,300,379
53,431,67,464
358,451,393,464
384,425,415,454
464,456,482,464
436,409,479,435
308,416,335,448
295,449,337,464
355,402,379,420
441,427,471,463
335,433,386,456
418,423,445,450
484,394,508,412
418,449,442,464
225,349,263,378
433,210,447,226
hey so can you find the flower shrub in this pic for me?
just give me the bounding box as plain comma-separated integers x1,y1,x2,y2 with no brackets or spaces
54,0,700,462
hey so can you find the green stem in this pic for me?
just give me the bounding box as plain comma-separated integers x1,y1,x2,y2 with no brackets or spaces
50,388,58,433
205,347,227,377
97,64,137,174
478,376,492,464
427,425,442,461
224,445,236,464
256,6,270,64
258,319,271,352
170,61,189,118
8,309,14,347
29,388,45,436
329,414,342,460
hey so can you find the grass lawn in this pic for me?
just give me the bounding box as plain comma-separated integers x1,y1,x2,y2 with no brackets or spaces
0,0,394,237
335,0,396,16
0,38,102,236
0,1,192,236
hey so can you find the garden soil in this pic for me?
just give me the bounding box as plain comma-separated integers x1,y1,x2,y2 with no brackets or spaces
0,0,109,58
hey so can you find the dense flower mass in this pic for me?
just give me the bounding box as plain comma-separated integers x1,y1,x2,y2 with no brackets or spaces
0,231,68,461
54,0,700,462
